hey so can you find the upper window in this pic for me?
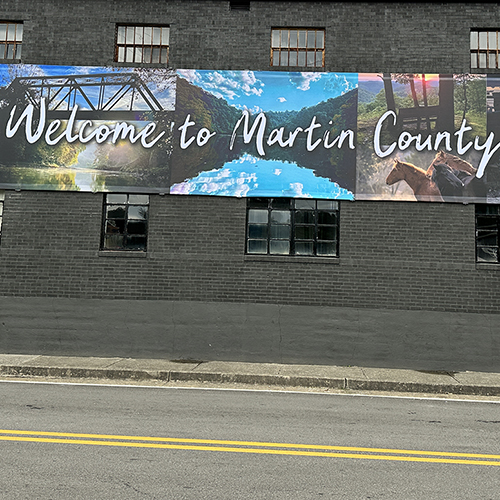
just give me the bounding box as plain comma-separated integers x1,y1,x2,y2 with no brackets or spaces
471,29,500,69
0,191,4,243
271,28,324,68
476,204,500,263
115,24,169,64
0,21,23,60
101,194,149,251
246,198,338,257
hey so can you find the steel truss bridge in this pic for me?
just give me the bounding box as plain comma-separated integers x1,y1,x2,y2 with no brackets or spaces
6,72,170,120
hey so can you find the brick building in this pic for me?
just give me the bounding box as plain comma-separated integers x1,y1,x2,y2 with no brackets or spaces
0,0,499,372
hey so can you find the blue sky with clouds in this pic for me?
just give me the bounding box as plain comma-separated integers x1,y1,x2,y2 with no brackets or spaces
177,69,358,113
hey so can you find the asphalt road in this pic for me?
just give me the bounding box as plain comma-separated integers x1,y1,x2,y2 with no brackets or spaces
1,380,499,499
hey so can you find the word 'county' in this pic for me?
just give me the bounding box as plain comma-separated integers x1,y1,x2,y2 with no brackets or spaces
375,110,500,178
178,110,355,154
5,98,165,148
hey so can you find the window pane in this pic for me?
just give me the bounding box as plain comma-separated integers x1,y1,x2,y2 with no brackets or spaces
248,209,268,223
270,224,290,239
160,48,168,64
107,205,126,218
317,200,337,210
104,234,124,249
153,27,161,45
470,31,478,50
7,24,15,41
117,26,125,44
106,219,126,234
128,206,148,220
318,226,336,240
6,44,13,59
16,23,23,40
135,47,143,62
126,47,134,62
318,211,336,224
477,231,497,246
289,30,298,48
316,51,323,67
479,31,488,49
143,26,152,44
477,247,498,262
489,53,496,68
471,53,478,69
289,51,297,66
126,26,134,44
295,242,313,255
272,49,280,66
127,220,147,235
118,46,125,62
280,50,288,66
125,235,146,249
295,210,314,223
298,50,306,66
489,31,497,49
316,30,324,49
129,194,149,205
479,53,487,68
152,47,160,63
248,224,268,239
295,226,314,239
307,51,315,67
270,240,289,254
317,242,337,256
0,25,6,42
248,239,267,254
271,30,280,48
143,47,152,63
134,26,143,44
295,199,315,209
298,30,306,48
280,30,288,48
248,198,268,208
307,31,315,48
162,27,170,45
107,194,127,203
271,210,290,224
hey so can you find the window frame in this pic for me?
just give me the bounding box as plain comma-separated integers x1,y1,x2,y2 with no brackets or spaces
0,21,23,61
115,24,170,65
101,193,150,252
475,204,500,263
270,28,325,68
246,198,339,257
470,29,500,70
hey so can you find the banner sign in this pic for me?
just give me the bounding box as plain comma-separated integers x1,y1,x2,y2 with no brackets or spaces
0,64,499,203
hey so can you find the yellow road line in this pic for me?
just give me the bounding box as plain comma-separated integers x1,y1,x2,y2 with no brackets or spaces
0,430,499,466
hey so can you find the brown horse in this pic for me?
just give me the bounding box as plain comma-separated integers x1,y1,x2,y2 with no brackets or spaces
386,159,444,202
427,150,477,176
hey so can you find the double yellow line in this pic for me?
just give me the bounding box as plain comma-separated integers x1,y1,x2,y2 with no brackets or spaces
1,429,499,466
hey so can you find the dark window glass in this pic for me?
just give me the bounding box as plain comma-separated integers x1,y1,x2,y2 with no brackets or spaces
246,198,338,257
476,204,500,263
101,194,149,251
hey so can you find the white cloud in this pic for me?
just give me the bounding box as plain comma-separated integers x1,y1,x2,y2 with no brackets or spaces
277,97,287,103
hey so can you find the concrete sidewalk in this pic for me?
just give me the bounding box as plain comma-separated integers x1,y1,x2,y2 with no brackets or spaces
2,354,500,397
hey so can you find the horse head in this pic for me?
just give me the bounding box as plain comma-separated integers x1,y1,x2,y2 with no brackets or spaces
385,159,404,185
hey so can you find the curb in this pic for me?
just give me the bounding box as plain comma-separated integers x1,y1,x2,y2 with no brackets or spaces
2,364,500,396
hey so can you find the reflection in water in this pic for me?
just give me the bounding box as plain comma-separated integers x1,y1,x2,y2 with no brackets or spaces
170,154,354,199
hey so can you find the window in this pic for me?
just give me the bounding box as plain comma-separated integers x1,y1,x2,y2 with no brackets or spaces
271,28,324,68
476,204,500,262
101,194,149,251
0,191,4,242
115,25,169,64
246,198,338,256
230,0,250,10
0,21,23,60
471,29,500,69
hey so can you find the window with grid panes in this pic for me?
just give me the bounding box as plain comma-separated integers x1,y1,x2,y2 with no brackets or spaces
476,204,500,262
471,30,500,69
115,25,169,64
271,28,324,68
246,198,338,256
0,21,22,60
101,194,149,251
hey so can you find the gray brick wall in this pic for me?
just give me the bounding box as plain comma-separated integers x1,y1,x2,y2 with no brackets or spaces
0,1,499,367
